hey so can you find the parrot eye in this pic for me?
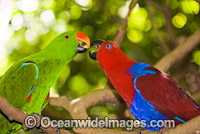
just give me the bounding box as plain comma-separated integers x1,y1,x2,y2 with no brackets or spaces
105,44,112,49
65,35,69,39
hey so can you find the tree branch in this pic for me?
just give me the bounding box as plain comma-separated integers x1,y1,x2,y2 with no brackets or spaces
146,115,200,134
195,0,200,4
155,29,200,71
163,0,179,46
49,86,120,119
49,89,140,134
147,0,179,47
192,92,200,102
145,0,164,12
146,3,169,54
114,0,138,46
0,96,72,134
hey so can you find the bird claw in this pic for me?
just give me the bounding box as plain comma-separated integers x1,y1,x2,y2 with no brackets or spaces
41,124,60,134
51,121,60,134
56,126,60,134
23,113,60,134
41,129,47,134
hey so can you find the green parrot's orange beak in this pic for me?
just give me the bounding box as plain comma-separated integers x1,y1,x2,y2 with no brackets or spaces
76,31,90,53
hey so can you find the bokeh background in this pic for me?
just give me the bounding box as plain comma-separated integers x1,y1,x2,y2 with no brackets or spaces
0,0,200,133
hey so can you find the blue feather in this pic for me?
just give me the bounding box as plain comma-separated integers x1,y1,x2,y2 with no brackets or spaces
128,62,168,131
20,62,39,97
174,116,186,123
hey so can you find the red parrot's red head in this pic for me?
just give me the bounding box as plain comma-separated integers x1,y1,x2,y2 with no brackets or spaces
89,40,134,70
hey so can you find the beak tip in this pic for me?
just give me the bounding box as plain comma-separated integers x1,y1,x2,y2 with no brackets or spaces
76,31,90,49
89,51,97,60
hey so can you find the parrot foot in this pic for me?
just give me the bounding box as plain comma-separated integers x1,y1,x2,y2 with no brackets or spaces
23,113,41,130
39,118,60,134
41,129,47,134
51,121,60,134
56,126,60,134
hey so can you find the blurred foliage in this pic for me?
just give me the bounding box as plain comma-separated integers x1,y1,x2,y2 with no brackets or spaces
0,0,200,132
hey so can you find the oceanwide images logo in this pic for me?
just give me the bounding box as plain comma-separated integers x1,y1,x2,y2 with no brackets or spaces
25,116,175,130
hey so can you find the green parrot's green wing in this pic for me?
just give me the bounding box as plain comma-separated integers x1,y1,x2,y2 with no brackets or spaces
0,61,39,133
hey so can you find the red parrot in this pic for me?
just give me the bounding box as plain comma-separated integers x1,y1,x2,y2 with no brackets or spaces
89,40,200,131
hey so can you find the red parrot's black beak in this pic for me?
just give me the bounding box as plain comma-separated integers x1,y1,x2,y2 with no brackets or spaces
89,40,104,60
89,50,97,60
76,31,90,53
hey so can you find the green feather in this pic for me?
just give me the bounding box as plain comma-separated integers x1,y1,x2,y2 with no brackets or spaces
0,31,79,133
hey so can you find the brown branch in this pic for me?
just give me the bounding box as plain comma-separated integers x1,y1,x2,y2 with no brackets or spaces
192,92,200,102
165,116,200,134
195,0,200,4
147,0,179,47
49,88,200,134
146,115,200,134
49,89,140,134
74,128,138,134
0,97,27,124
49,86,120,119
163,0,179,46
155,29,200,72
114,0,138,46
0,96,71,134
145,0,164,12
146,3,169,54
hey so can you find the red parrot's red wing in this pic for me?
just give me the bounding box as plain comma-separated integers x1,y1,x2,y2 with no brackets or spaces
136,67,200,123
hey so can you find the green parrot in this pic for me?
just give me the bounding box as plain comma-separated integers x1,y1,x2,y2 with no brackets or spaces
0,31,90,133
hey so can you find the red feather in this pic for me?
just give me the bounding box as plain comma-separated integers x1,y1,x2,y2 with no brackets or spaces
26,94,32,103
137,67,200,124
